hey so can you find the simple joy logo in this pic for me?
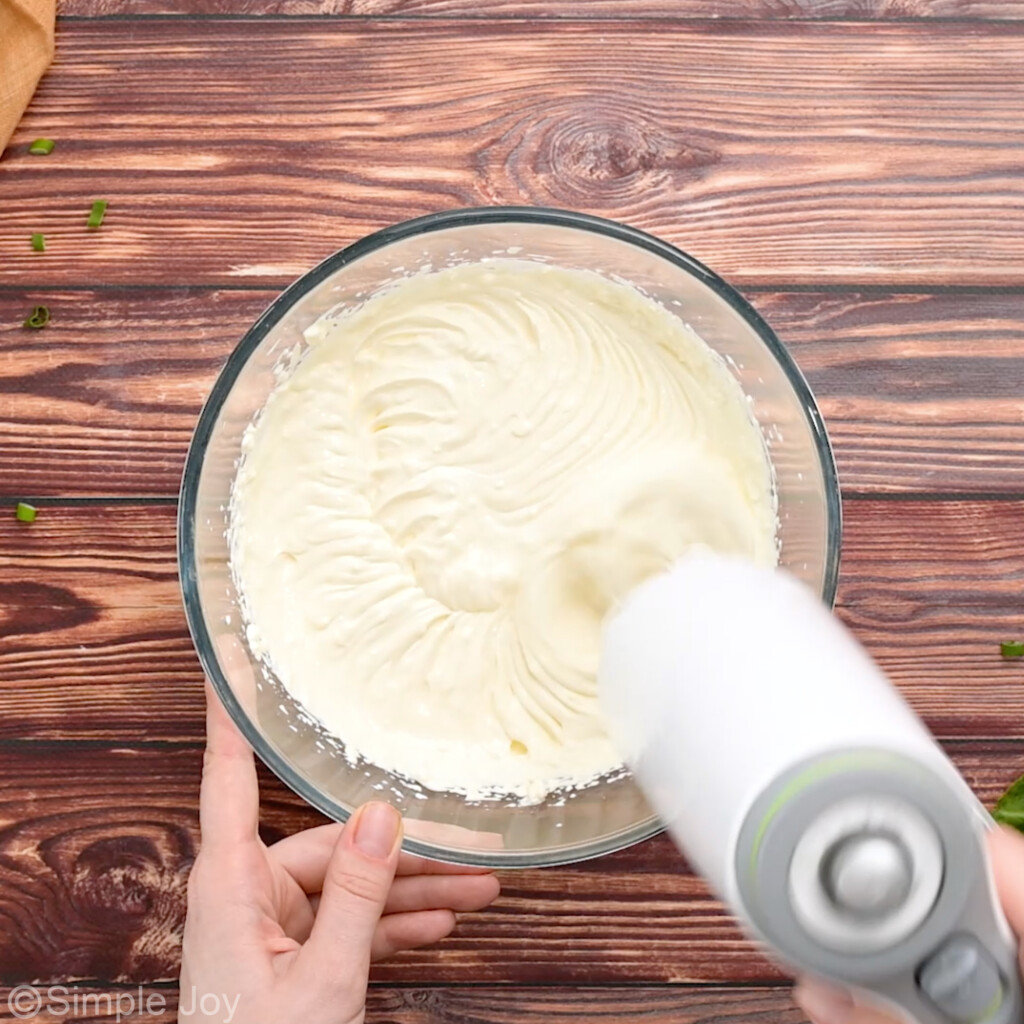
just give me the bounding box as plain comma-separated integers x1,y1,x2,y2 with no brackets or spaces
7,985,43,1019
6,985,240,1022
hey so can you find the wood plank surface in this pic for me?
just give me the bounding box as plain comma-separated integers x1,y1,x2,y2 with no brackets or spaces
5,0,1023,1004
3,21,1024,289
0,288,235,499
0,985,801,1024
53,0,1024,19
3,288,1023,498
0,739,1018,985
2,500,1024,740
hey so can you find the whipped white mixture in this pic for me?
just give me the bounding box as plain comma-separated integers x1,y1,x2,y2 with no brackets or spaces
230,260,777,802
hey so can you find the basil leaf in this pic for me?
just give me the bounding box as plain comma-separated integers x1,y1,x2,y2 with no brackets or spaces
994,774,1024,834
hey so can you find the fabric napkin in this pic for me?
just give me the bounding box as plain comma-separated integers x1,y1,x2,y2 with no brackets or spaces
1,0,56,153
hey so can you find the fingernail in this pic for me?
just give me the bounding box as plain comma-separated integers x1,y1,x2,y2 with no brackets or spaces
794,982,855,1024
352,802,401,860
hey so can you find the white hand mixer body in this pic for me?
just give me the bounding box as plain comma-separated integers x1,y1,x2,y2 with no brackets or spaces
598,553,1022,1024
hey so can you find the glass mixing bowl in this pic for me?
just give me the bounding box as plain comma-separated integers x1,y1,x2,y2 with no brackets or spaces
178,207,841,868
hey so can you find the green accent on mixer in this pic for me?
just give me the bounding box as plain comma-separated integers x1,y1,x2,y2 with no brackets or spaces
972,983,1004,1024
748,751,913,880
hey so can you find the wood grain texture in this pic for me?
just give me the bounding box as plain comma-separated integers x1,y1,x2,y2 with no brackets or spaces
0,739,1019,985
3,21,1024,289
0,288,238,499
53,0,1024,19
3,288,1023,498
0,985,802,1024
754,290,1024,493
2,500,1024,740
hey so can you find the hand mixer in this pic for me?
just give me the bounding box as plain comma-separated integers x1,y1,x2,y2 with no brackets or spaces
598,552,1022,1024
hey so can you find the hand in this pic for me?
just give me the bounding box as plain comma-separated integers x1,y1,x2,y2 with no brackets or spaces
179,684,501,1024
793,826,1024,1024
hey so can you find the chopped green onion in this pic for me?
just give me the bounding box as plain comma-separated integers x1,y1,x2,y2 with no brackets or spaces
28,138,55,155
86,200,108,230
31,233,45,252
15,502,38,523
23,305,50,329
1002,641,1024,659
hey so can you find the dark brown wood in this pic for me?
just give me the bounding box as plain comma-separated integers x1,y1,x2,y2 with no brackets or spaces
0,504,200,742
52,0,1024,18
0,739,1018,985
4,21,1024,289
3,288,1023,498
754,290,1024,495
0,287,243,499
0,985,803,1024
3,500,1024,743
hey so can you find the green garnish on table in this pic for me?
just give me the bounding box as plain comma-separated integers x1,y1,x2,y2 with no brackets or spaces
995,774,1024,834
87,200,108,229
31,233,45,252
28,138,55,155
15,502,38,523
23,305,50,329
1001,641,1024,659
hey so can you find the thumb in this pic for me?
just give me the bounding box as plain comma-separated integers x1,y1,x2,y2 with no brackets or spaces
988,825,1024,939
296,802,402,993
793,981,901,1024
793,826,1024,1024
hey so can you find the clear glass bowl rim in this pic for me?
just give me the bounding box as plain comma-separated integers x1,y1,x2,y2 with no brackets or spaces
178,205,842,867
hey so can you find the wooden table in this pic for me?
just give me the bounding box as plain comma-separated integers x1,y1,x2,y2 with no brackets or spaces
2,0,1024,1019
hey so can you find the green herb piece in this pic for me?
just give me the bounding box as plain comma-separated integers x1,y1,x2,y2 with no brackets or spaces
1002,640,1024,659
86,200,108,230
28,138,55,155
23,305,50,329
31,233,45,252
995,773,1024,834
15,502,37,523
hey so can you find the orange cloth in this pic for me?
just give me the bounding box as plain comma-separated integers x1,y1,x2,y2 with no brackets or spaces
1,0,56,152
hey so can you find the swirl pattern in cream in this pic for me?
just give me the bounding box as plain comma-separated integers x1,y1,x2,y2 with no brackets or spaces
230,260,777,802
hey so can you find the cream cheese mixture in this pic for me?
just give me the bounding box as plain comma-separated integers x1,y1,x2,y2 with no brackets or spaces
230,260,777,802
